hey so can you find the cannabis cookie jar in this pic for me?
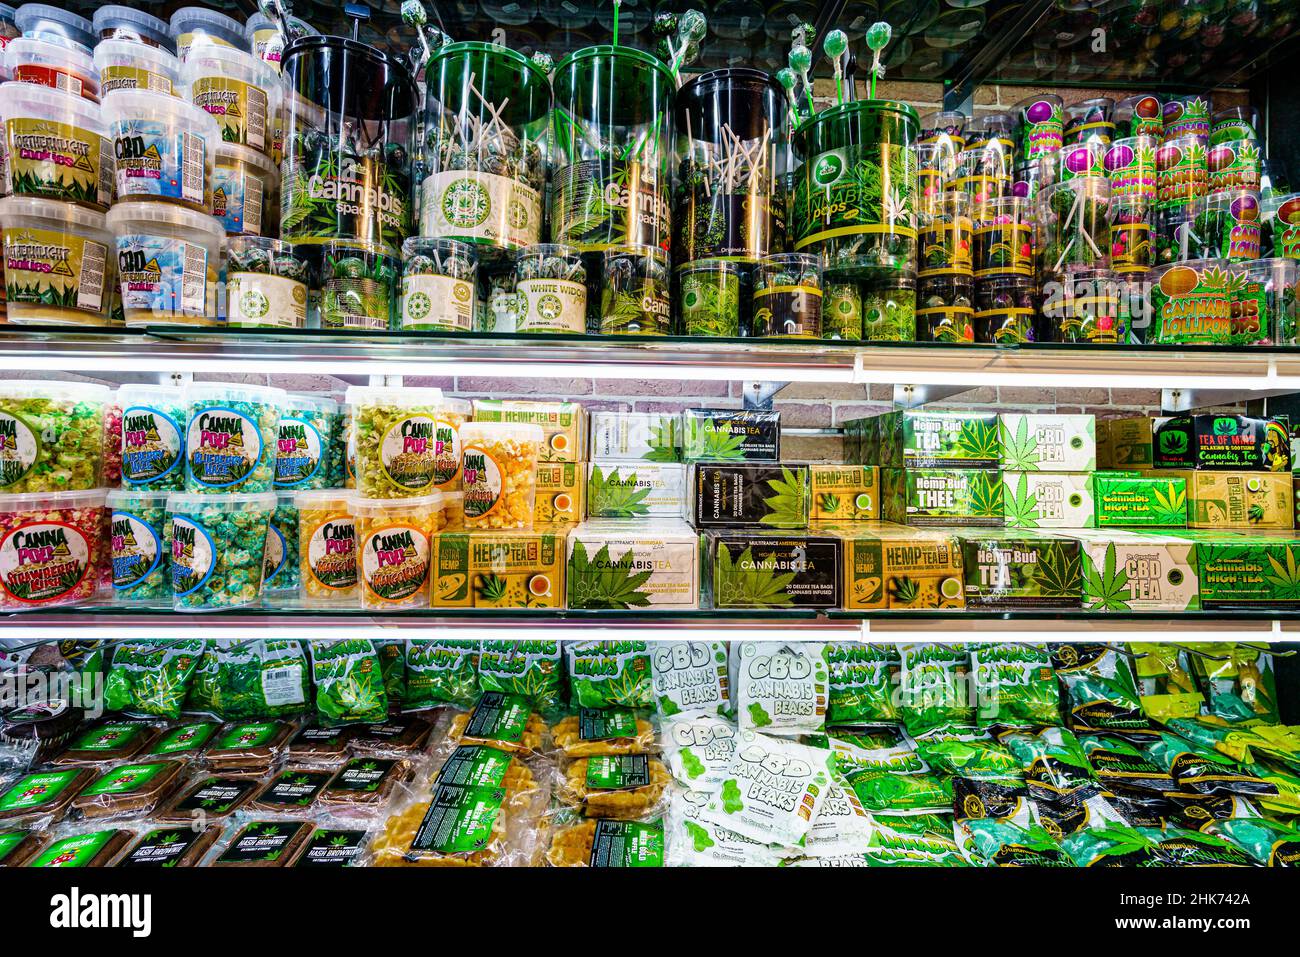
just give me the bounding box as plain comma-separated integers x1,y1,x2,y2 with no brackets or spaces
106,201,223,325
169,7,247,62
419,42,548,257
93,6,173,50
4,36,98,101
551,45,674,251
102,90,218,212
94,39,180,96
793,99,919,279
182,46,279,159
0,82,111,209
214,142,278,236
0,196,115,326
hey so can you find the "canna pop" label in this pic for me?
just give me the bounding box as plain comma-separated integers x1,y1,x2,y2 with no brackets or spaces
0,520,91,603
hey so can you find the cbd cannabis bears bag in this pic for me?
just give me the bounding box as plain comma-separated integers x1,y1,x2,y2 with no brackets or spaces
735,642,829,736
104,639,206,720
651,641,730,717
308,639,389,726
566,641,653,709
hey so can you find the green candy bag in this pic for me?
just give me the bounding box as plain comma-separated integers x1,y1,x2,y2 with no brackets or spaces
186,640,310,719
477,640,563,712
404,640,479,710
566,640,653,709
1207,817,1300,866
104,639,206,719
1051,643,1149,734
827,642,900,725
898,643,974,736
308,639,389,726
971,643,1059,728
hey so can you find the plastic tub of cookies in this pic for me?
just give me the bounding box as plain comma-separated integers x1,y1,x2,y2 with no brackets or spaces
0,83,111,208
94,39,180,96
4,36,99,100
0,196,115,325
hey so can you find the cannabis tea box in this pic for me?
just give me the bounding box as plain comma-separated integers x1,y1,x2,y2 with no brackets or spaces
957,532,1083,610
1073,530,1200,613
1174,470,1295,529
682,409,780,462
589,411,682,462
998,414,1096,471
567,521,699,610
534,462,586,525
810,465,879,521
587,462,687,519
471,399,588,463
1195,534,1300,610
1098,417,1166,469
881,468,1005,527
708,532,841,609
1152,414,1291,472
871,410,1000,469
432,529,566,608
1002,472,1095,528
841,523,964,610
692,463,810,528
1094,472,1187,527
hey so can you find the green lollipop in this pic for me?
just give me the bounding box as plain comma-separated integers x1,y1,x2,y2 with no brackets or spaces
788,45,815,117
865,20,893,99
775,66,799,125
824,29,848,105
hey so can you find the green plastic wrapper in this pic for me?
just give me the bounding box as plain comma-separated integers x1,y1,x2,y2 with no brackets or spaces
1050,643,1149,734
1191,643,1279,725
404,640,479,710
477,639,563,712
186,639,310,719
1131,642,1203,722
308,639,389,726
1062,824,1162,866
1080,734,1174,794
971,643,1059,728
1138,826,1255,866
1143,731,1279,797
374,638,407,705
104,639,206,720
862,817,969,867
827,642,899,725
898,643,974,736
960,819,1072,867
1207,817,1300,866
566,640,653,709
1001,726,1098,800
916,731,1022,780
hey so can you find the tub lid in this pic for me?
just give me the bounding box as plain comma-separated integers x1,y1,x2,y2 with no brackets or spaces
166,490,278,510
93,38,181,78
0,195,110,234
181,42,278,88
0,78,104,130
14,3,93,50
93,6,173,52
0,379,112,401
4,34,96,74
344,385,444,407
182,381,287,405
294,488,354,509
107,487,172,508
351,491,444,511
116,383,187,407
106,201,226,245
0,487,107,509
283,392,340,416
215,140,278,176
168,6,246,40
101,87,220,140
281,33,416,122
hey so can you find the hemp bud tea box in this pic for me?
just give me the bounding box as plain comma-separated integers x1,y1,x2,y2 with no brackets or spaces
567,521,699,610
1094,472,1188,527
810,465,880,520
682,409,781,462
692,463,811,529
587,462,688,519
534,462,586,525
706,532,841,609
998,414,1096,471
881,468,1005,527
471,399,588,463
1002,472,1095,529
1171,470,1295,529
957,531,1084,610
1152,414,1291,472
589,411,682,462
869,410,1001,469
840,523,965,610
1072,529,1200,613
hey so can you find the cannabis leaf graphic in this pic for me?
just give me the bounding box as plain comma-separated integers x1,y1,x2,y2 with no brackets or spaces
1031,542,1083,599
759,467,810,527
1000,417,1042,471
1152,485,1188,525
1082,541,1132,611
1264,547,1300,599
969,471,1005,519
1004,474,1040,528
588,466,653,518
714,546,795,608
568,541,654,610
955,419,1001,461
684,420,749,461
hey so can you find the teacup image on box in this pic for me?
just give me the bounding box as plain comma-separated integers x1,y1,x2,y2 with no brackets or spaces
567,521,700,610
957,531,1083,610
588,411,683,462
1166,470,1295,529
839,523,964,609
1002,472,1095,528
1072,529,1200,612
534,462,586,525
998,414,1096,471
882,468,1005,527
587,462,688,519
810,465,879,520
432,529,566,608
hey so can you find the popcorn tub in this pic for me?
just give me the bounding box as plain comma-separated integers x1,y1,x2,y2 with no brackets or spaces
0,488,106,609
0,379,108,492
353,492,442,610
106,487,169,604
167,491,274,612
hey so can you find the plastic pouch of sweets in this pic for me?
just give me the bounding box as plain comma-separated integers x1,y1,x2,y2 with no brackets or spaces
898,643,975,736
551,708,656,759
566,640,653,709
1050,643,1149,734
970,642,1060,728
734,641,829,737
185,639,309,719
476,640,563,712
827,642,901,726
651,640,730,718
103,639,205,719
308,639,389,727
404,639,478,711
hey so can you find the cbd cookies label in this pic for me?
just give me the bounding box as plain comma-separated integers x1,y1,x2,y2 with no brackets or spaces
187,406,262,488
3,227,109,319
100,65,173,96
192,77,268,153
114,123,207,206
213,165,264,235
116,234,210,318
461,444,504,519
361,524,429,602
0,411,38,487
0,521,91,604
306,516,357,590
170,516,215,596
110,510,162,589
122,405,183,484
2,119,112,208
380,415,438,491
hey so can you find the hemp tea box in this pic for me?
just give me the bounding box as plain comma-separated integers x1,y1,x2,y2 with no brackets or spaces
1170,471,1295,529
691,463,811,529
567,521,700,610
957,531,1084,610
1097,417,1166,469
1003,472,1095,528
471,399,589,463
587,463,688,519
706,532,841,609
869,410,1001,469
840,523,964,610
997,414,1096,471
589,411,682,462
881,468,1005,527
431,529,566,609
1195,533,1300,610
1072,529,1200,612
1094,472,1188,527
810,465,880,521
534,462,586,525
682,409,780,463
1152,414,1291,472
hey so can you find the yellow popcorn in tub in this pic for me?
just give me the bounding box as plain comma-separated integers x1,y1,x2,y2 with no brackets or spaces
459,422,541,530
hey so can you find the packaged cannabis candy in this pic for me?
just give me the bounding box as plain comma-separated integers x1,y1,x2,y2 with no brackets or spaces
274,393,342,491
185,639,308,719
353,494,440,610
600,245,671,335
103,639,205,720
1207,817,1300,866
661,713,737,788
559,754,671,819
651,640,729,717
677,259,741,337
117,384,187,490
476,640,563,712
1002,726,1097,800
308,639,389,727
551,709,655,758
548,816,665,868
404,640,479,710
0,488,107,610
183,383,284,494
752,252,822,338
898,643,974,736
827,643,900,725
0,380,109,493
959,819,1072,867
1191,643,1279,725
399,237,478,332
1131,642,1203,719
1051,644,1148,734
970,643,1060,727
702,729,834,847
735,641,829,736
665,789,786,867
566,641,652,709
295,490,357,605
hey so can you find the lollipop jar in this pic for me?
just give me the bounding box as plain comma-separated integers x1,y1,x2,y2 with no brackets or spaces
599,244,671,335
677,257,741,337
399,237,478,332
752,252,822,338
861,274,916,341
225,236,309,328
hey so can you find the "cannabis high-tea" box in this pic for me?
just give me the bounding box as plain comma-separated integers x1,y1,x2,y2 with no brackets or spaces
1195,532,1300,610
1093,472,1188,527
